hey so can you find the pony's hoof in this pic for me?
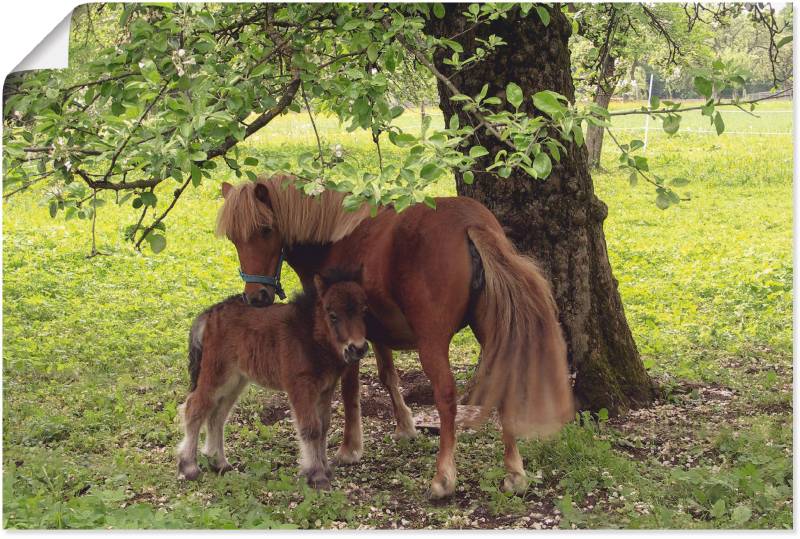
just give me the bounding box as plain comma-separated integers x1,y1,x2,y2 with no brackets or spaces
427,476,456,499
308,475,332,490
392,425,418,441
334,446,362,465
178,461,201,481
500,472,529,495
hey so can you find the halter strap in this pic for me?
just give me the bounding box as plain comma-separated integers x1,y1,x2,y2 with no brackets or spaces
238,250,286,300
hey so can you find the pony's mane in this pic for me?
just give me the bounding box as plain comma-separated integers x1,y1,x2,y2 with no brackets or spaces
216,174,369,245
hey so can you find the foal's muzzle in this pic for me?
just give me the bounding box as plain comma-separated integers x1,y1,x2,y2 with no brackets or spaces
344,342,369,364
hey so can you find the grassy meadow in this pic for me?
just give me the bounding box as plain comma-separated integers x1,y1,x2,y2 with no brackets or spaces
2,99,793,529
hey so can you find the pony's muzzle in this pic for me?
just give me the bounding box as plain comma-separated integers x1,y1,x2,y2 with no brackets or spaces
243,286,275,308
344,342,369,364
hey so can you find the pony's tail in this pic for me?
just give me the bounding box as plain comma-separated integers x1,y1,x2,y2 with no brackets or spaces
466,226,574,438
187,314,207,392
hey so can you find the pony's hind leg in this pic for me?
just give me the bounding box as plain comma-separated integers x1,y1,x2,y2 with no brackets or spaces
202,374,247,474
334,362,363,465
417,339,458,499
177,390,214,481
374,344,417,440
316,386,336,480
500,417,529,494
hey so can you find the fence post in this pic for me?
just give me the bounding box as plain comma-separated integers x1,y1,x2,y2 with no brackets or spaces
643,73,654,152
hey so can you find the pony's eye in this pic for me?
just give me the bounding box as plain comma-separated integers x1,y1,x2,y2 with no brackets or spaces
328,312,338,323
260,226,271,237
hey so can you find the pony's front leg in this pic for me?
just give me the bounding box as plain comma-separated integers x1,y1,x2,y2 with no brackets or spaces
334,362,363,465
374,343,417,440
418,339,458,499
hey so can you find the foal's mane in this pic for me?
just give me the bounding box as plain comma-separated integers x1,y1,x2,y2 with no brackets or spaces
216,174,369,245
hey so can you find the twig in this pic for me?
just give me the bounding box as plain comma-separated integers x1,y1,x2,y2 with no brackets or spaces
301,82,325,166
607,89,792,117
3,171,55,199
134,175,191,250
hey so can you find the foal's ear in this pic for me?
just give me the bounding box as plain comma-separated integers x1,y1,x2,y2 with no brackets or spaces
254,183,271,207
313,274,327,297
221,182,233,198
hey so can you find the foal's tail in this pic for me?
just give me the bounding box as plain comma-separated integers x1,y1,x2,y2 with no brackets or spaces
187,314,207,392
466,226,574,438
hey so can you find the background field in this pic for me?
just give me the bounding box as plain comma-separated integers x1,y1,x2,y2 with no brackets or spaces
3,100,793,529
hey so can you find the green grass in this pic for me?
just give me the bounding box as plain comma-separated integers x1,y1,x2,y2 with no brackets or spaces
3,100,792,529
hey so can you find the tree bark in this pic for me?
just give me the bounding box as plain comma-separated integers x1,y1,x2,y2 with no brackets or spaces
427,5,656,414
585,53,617,169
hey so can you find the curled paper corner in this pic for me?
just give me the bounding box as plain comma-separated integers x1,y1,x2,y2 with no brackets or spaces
11,11,72,74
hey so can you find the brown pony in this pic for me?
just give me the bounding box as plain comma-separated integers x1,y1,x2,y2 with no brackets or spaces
177,267,369,489
217,175,574,498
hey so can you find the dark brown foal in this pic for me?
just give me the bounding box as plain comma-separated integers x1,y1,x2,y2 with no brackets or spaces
177,268,369,489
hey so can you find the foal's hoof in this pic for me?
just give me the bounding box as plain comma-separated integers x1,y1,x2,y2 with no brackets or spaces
334,446,362,465
178,461,201,481
500,472,529,495
427,475,456,499
209,461,234,475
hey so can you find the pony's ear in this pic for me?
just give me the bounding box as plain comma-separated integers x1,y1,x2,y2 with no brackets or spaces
254,183,271,207
313,274,327,297
221,182,233,198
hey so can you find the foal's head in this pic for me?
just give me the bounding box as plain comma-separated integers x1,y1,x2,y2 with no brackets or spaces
218,181,283,307
313,268,369,364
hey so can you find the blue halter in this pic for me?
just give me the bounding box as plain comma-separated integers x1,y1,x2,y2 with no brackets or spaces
238,250,286,301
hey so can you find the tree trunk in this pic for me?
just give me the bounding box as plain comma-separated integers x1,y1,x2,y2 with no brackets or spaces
585,53,616,169
427,5,656,414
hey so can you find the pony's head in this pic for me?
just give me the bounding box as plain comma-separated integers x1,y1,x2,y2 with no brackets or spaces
313,267,369,364
217,181,283,307
217,176,370,307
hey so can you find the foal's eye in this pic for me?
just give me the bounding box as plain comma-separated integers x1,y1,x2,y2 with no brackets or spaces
328,312,338,323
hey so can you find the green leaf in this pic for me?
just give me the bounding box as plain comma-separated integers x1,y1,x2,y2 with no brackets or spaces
649,95,660,109
629,171,638,187
367,43,379,63
48,200,58,218
250,63,269,78
531,152,552,178
713,112,725,135
243,156,259,166
655,191,671,210
710,499,726,519
469,145,489,159
670,177,690,187
191,164,202,187
777,34,793,49
147,234,167,254
433,3,445,18
629,139,644,151
694,76,713,99
140,192,157,207
731,505,752,526
420,163,442,181
190,150,207,162
506,82,523,110
535,6,550,26
533,91,566,117
462,171,474,184
662,115,681,135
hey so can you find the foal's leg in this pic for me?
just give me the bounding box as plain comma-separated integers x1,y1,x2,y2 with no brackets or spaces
335,362,363,465
373,344,417,440
418,339,458,499
316,386,336,480
177,389,215,481
203,374,247,474
288,382,331,489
